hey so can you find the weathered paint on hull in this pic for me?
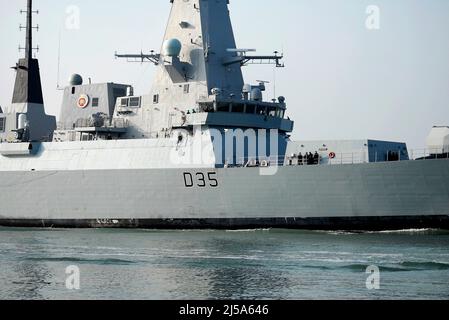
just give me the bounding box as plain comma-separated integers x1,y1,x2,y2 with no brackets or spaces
0,159,448,230
0,216,448,231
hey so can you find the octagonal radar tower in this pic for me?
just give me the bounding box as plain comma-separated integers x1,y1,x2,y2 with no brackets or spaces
148,0,245,107
136,0,287,122
112,0,292,141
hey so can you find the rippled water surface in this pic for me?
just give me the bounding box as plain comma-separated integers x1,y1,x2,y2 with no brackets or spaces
0,228,448,300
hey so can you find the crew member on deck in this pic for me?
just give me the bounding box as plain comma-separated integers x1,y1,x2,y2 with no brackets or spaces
307,153,314,165
298,153,303,165
314,152,320,165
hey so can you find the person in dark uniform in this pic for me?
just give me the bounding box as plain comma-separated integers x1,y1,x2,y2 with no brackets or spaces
314,152,320,165
298,153,303,165
307,152,314,165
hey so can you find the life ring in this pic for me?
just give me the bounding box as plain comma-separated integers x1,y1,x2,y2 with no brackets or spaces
329,152,336,159
77,94,89,109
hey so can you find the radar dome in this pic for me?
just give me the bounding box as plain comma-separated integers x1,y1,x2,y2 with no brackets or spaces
69,74,83,86
251,88,262,101
242,84,252,93
163,38,182,57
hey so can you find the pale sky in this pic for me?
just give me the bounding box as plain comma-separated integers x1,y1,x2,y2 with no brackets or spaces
1,0,448,149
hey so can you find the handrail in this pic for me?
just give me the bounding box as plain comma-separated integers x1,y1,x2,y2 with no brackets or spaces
225,148,449,168
408,148,449,160
225,155,286,168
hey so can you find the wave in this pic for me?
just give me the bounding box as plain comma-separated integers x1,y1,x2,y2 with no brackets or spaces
399,261,449,270
311,228,449,235
25,257,138,265
302,261,449,273
225,229,272,233
338,264,405,272
365,229,445,234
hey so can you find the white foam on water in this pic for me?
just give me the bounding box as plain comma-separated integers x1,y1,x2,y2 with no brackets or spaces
225,229,272,232
366,228,439,234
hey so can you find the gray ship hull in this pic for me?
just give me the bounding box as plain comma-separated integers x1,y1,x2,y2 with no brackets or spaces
3,0,447,232
1,159,448,231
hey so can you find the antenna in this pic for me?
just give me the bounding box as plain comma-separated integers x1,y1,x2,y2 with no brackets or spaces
12,0,44,106
115,51,160,65
227,48,257,54
223,50,285,67
273,65,276,101
19,0,39,60
56,29,62,90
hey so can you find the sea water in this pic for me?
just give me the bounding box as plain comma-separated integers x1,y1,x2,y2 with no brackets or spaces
0,227,448,300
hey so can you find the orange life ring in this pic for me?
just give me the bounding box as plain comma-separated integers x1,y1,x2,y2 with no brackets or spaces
329,152,336,159
77,94,89,109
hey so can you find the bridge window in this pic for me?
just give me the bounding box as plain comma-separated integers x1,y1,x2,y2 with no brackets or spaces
153,94,159,104
232,104,244,113
246,105,256,114
120,98,129,107
119,97,141,108
0,118,5,132
81,133,94,141
256,106,267,115
129,97,141,108
92,98,99,107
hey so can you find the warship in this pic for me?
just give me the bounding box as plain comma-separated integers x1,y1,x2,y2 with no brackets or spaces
0,0,448,230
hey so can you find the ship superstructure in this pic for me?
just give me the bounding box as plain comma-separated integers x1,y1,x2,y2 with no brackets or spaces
0,0,448,230
0,0,55,145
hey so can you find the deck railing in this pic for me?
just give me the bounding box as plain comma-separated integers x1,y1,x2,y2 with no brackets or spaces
408,148,449,160
225,148,449,168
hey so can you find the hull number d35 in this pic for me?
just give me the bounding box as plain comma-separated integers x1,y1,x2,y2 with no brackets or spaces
183,172,219,188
